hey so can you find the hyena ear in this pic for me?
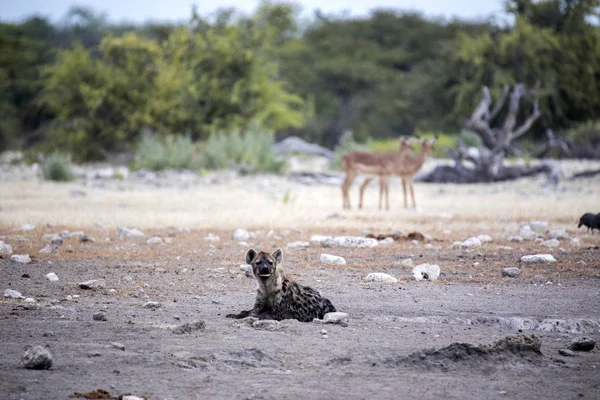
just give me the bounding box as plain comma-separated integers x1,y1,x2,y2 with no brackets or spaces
272,248,283,264
245,248,257,265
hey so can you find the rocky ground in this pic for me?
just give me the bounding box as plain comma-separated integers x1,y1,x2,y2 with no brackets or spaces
0,159,599,399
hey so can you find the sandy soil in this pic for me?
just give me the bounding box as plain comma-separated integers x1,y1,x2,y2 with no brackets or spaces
1,161,599,399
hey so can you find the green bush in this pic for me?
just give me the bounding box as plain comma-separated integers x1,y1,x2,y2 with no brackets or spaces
42,153,76,182
132,134,196,171
330,130,372,170
202,121,287,174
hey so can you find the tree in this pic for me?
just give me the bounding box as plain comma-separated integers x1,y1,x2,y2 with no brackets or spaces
420,83,561,183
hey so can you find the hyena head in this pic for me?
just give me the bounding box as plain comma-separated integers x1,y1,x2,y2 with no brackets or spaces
245,248,283,281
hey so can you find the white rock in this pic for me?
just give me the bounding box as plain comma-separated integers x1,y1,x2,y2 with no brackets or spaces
424,243,434,249
521,254,557,263
0,243,13,255
497,246,513,250
117,227,145,239
477,234,493,242
46,272,59,282
78,279,106,289
379,237,394,245
266,230,278,239
147,236,163,245
547,230,569,240
412,263,441,281
529,221,548,231
541,238,560,248
4,289,24,299
142,301,162,309
20,224,36,231
238,241,249,247
11,254,31,264
122,396,145,400
204,233,220,242
365,273,397,283
310,235,333,244
233,228,251,241
24,297,36,303
401,258,413,266
502,267,521,277
314,312,349,326
320,254,346,265
326,236,378,248
287,241,309,249
571,237,581,245
520,225,538,240
164,237,173,244
39,245,58,254
451,237,482,248
42,233,62,243
21,345,52,369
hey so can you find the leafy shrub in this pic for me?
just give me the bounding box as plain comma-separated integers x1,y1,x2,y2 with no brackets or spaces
132,134,196,171
42,153,76,182
330,130,371,170
202,121,287,174
565,120,600,159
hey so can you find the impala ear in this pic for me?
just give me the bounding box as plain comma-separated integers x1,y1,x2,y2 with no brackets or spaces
245,248,257,264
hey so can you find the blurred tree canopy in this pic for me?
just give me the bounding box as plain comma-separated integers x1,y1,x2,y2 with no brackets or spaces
1,0,599,159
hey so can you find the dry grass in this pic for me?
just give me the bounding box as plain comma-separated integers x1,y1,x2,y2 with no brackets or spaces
1,169,598,234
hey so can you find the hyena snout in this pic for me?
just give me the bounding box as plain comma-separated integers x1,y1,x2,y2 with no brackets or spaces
255,261,273,278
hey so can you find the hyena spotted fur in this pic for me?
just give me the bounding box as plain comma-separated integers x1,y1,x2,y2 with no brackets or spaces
226,248,336,322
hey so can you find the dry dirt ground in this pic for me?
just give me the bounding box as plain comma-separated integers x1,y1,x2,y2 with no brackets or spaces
1,161,599,400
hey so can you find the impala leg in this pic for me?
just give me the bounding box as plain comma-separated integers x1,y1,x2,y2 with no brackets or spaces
409,178,416,208
342,171,355,209
402,178,408,209
378,177,384,210
359,177,373,210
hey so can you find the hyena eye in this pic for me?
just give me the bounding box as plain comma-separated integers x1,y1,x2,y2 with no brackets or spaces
267,260,273,266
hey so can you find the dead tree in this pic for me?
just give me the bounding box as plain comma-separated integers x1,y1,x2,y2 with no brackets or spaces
419,83,560,183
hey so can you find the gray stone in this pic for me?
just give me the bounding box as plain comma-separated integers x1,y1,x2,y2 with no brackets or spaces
412,263,441,281
502,267,521,277
142,301,162,309
122,396,145,400
365,272,397,283
324,236,378,248
558,349,576,357
239,264,253,278
10,254,31,264
93,312,107,321
477,234,493,242
20,223,36,231
39,245,58,254
541,238,560,248
529,220,548,231
272,136,334,159
45,272,59,282
204,233,220,242
320,253,346,265
520,225,538,240
0,243,13,255
147,236,163,245
510,236,523,243
21,346,52,370
78,279,106,289
233,228,251,241
521,254,557,263
379,237,395,245
4,289,24,299
451,237,482,248
401,258,413,266
310,235,333,244
287,241,309,249
111,342,125,351
547,229,569,239
314,312,349,326
569,337,596,352
172,320,206,334
116,226,145,239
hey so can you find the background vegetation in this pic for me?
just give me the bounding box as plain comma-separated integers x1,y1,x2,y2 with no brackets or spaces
1,0,600,167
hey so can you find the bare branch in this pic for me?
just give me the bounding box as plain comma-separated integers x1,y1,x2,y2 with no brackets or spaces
511,99,541,141
465,86,497,149
502,83,525,135
489,85,509,121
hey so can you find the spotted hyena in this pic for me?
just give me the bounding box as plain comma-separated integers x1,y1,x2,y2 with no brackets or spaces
226,248,336,322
